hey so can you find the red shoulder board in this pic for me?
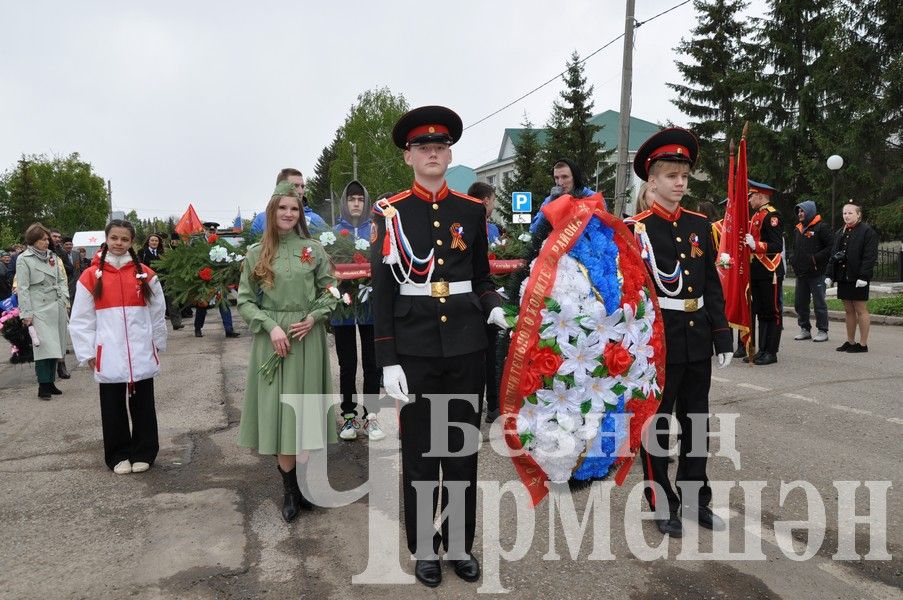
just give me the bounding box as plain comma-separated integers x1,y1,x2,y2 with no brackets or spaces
456,192,487,205
681,208,706,218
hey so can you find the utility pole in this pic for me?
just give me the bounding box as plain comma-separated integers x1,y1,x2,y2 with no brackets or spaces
612,0,636,218
106,179,113,218
352,143,359,181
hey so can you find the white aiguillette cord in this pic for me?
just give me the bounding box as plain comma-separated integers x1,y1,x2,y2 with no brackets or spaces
624,219,684,297
375,199,435,288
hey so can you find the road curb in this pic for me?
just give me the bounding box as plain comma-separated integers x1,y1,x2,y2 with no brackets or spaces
782,307,903,326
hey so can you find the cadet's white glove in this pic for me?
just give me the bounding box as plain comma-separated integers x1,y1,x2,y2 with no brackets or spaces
825,278,833,287
855,279,867,288
487,306,511,329
717,352,733,369
744,233,756,250
383,364,409,403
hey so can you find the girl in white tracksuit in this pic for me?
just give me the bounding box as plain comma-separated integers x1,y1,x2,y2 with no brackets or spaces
69,220,168,474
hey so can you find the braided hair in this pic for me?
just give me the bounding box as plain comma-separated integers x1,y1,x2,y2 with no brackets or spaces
92,219,155,302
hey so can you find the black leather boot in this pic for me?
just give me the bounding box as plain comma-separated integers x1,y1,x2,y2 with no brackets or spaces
38,384,52,400
48,383,63,395
278,466,302,522
57,360,71,379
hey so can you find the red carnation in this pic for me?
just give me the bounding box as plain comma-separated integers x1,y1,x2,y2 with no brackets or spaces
531,346,563,378
603,342,633,377
488,252,497,260
352,252,368,264
340,229,350,236
518,369,542,398
207,234,218,243
198,267,213,281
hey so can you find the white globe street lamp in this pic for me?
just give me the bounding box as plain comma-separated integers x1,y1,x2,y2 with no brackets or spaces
827,155,844,230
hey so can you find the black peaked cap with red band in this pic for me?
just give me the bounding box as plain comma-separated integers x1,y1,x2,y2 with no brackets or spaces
392,105,463,149
633,127,699,180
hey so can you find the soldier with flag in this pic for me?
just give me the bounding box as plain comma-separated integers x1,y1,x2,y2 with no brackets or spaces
744,180,784,365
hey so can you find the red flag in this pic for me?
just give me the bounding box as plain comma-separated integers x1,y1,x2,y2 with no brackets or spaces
174,203,205,236
717,126,752,355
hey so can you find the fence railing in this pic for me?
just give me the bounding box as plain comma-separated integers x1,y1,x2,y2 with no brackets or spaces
873,248,902,282
785,247,902,282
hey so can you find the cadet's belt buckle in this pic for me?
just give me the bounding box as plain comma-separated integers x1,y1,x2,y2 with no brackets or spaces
431,281,449,298
684,298,698,311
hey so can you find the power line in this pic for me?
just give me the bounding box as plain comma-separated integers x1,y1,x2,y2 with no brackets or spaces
462,0,692,132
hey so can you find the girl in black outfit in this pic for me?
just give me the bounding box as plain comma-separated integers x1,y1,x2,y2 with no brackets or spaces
139,234,184,330
825,203,878,353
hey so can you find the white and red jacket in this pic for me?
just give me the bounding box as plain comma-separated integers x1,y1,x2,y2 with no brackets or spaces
68,253,167,384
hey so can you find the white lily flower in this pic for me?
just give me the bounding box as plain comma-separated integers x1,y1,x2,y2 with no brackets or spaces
355,238,370,250
536,378,584,416
539,300,582,346
557,334,600,383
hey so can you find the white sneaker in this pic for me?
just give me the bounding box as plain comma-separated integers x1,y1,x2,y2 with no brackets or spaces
131,462,150,473
113,460,132,475
812,330,829,342
794,329,812,340
339,414,360,440
363,416,386,441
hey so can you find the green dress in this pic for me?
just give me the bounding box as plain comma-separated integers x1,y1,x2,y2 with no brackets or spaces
237,234,338,454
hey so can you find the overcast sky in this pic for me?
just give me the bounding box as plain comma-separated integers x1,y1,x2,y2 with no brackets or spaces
2,0,767,224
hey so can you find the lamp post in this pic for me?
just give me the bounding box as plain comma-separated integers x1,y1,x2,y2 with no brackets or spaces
826,154,843,230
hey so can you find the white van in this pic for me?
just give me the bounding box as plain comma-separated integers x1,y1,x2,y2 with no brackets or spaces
71,230,106,259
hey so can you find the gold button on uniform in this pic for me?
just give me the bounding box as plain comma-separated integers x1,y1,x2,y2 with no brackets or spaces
436,239,443,246
673,222,678,228
437,258,445,265
680,253,686,259
432,203,439,210
439,297,446,303
688,286,694,293
676,236,682,242
440,315,448,323
684,269,690,275
689,320,695,327
433,221,440,227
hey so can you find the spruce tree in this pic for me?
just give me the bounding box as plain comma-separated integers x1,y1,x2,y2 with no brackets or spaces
668,0,760,202
305,134,339,213
497,115,547,225
812,0,902,224
752,0,840,214
542,52,614,197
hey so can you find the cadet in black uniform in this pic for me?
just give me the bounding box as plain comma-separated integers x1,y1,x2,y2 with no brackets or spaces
627,128,733,538
744,180,784,365
369,105,506,588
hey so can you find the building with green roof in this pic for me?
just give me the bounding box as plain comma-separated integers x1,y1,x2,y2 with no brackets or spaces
474,110,661,214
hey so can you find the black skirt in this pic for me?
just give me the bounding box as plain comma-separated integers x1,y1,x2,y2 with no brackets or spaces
837,280,869,301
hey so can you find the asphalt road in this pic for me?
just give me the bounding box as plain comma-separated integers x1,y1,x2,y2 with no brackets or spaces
0,317,900,599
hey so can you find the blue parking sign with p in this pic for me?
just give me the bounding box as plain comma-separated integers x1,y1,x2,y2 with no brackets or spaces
512,191,532,212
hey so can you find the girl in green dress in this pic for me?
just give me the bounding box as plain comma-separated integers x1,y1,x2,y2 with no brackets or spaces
237,181,338,522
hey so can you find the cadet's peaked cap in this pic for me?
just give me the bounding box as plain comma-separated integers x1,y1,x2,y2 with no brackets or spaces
633,127,699,180
272,180,301,198
748,180,777,196
202,221,220,229
392,105,463,149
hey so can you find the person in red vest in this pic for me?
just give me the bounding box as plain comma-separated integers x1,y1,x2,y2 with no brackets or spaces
744,180,784,365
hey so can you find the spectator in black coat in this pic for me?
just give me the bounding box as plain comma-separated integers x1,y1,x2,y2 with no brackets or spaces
825,203,879,353
790,200,834,342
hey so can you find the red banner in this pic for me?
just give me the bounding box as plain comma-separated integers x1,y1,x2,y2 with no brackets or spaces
331,259,526,281
174,203,205,236
718,134,752,352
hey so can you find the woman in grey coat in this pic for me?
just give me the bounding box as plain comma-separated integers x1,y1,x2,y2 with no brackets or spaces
17,223,70,399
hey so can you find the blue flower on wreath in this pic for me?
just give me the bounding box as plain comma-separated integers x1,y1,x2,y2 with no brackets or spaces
572,394,627,481
568,217,621,314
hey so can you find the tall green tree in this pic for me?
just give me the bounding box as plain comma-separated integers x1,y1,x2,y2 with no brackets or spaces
305,133,339,213
497,115,547,226
810,0,902,233
0,153,108,239
542,52,614,196
752,0,840,216
668,0,761,202
328,88,410,200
